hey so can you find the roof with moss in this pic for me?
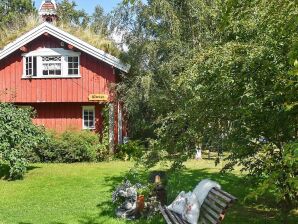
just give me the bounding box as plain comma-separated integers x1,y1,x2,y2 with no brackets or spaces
0,16,129,72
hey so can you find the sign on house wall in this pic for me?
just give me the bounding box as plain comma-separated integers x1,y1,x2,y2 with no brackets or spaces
88,94,109,102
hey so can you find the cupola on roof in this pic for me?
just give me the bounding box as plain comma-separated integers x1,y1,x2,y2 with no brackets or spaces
39,0,57,16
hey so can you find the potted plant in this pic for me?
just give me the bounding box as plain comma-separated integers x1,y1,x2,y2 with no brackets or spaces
136,183,154,213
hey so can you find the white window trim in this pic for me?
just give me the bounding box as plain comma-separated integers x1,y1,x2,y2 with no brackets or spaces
41,56,62,76
22,48,81,78
82,106,96,130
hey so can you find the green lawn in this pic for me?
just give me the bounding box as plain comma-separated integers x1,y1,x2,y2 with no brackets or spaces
0,160,297,224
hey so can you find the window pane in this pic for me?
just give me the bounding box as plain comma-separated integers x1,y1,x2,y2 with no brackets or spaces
68,57,79,75
42,62,61,76
33,57,37,76
49,64,55,70
89,121,94,127
83,108,95,129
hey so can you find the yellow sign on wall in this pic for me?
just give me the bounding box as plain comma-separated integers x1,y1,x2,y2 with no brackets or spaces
88,94,109,102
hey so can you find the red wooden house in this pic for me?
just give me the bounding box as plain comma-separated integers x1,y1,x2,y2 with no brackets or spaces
0,0,129,147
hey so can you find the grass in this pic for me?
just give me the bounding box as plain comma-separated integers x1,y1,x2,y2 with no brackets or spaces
0,160,297,224
0,14,120,57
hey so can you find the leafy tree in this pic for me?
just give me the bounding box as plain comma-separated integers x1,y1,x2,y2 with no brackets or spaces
112,0,298,215
0,0,36,27
90,5,109,36
0,103,45,179
57,0,89,27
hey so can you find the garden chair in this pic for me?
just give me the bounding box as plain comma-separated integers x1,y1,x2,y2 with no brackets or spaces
159,187,237,224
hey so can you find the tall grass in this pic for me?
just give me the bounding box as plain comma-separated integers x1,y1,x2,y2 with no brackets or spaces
0,14,120,57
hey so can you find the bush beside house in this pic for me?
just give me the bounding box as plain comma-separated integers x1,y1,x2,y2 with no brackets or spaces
31,129,110,163
0,103,111,179
0,103,45,179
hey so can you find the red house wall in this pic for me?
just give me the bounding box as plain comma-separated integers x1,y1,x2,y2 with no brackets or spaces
17,103,104,133
0,34,123,140
0,35,116,103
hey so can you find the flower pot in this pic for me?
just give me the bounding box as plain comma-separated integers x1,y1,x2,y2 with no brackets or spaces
136,195,145,212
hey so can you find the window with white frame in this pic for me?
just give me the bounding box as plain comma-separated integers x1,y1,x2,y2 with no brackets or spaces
22,48,80,78
25,56,37,76
68,56,79,75
83,106,95,130
42,56,62,76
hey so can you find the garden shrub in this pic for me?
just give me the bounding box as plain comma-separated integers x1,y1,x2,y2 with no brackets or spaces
116,140,146,161
31,129,110,163
58,130,98,162
0,103,45,179
246,142,298,211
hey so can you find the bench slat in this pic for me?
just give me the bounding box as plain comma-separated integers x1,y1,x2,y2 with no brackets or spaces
217,188,237,201
207,193,228,209
202,210,219,224
201,204,222,221
159,204,175,224
172,212,189,224
210,189,232,203
165,207,184,224
203,198,224,214
200,217,210,224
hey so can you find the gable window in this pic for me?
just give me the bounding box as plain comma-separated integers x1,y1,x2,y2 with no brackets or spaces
25,56,37,76
42,56,62,76
82,106,95,130
68,56,79,75
22,48,80,78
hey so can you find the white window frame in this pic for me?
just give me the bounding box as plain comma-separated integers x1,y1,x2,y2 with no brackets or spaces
82,106,96,130
67,56,80,76
22,48,81,78
41,56,62,76
25,56,37,77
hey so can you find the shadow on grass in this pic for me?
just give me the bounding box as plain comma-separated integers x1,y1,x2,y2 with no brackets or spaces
98,166,297,224
0,164,40,180
15,163,298,224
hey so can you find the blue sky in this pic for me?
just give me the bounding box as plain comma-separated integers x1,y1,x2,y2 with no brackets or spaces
35,0,123,14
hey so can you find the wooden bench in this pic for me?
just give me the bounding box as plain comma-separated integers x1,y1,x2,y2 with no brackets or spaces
159,187,237,224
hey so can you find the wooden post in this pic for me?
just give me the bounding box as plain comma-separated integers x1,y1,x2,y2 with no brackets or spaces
118,102,123,144
109,103,115,154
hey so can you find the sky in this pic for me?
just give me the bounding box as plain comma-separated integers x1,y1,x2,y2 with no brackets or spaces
34,0,123,15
